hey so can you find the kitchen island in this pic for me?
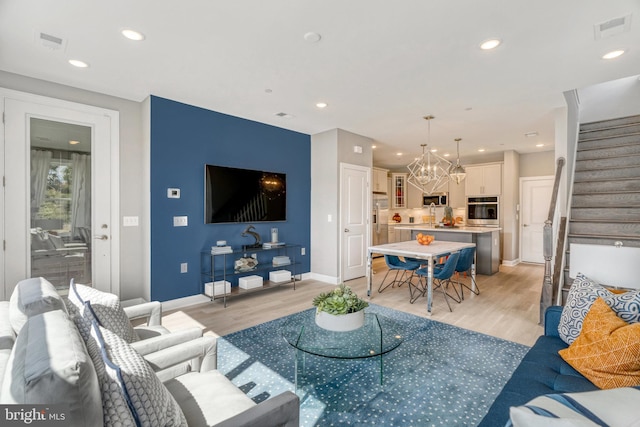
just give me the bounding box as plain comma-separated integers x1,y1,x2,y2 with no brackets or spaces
395,225,500,275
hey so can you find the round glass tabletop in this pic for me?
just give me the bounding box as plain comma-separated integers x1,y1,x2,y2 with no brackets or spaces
282,312,403,359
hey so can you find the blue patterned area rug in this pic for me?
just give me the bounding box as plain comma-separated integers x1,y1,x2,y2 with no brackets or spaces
218,304,529,427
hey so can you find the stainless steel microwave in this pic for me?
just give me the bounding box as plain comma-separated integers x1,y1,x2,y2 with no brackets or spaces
423,193,448,207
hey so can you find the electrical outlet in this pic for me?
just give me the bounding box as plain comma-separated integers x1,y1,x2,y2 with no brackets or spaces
180,263,188,273
301,247,306,255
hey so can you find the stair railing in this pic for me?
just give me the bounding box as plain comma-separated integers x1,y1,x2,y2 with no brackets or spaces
540,157,565,324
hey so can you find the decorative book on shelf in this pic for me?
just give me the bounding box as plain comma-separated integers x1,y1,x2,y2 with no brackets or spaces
263,242,285,249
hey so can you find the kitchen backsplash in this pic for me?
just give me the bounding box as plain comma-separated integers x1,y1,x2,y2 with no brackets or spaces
387,207,466,224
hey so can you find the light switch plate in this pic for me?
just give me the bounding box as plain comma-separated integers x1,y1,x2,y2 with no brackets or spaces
173,216,188,227
123,216,139,227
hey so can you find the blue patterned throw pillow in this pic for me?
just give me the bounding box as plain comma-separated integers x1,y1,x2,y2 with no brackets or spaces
558,273,640,345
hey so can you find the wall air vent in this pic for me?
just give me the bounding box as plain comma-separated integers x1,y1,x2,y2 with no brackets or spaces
594,14,632,40
34,31,67,51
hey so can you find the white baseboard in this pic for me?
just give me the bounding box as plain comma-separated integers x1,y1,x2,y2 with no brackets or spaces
161,294,211,311
308,272,340,285
501,258,520,267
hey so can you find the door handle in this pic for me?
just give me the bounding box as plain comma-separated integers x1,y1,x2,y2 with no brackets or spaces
523,224,529,227
344,228,350,232
94,234,109,240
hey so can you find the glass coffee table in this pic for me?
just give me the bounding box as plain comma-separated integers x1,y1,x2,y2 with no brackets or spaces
282,312,403,389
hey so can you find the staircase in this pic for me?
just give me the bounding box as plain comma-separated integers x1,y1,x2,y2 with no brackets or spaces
561,114,640,301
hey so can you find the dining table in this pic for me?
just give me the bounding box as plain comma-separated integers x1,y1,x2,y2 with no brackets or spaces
368,240,476,314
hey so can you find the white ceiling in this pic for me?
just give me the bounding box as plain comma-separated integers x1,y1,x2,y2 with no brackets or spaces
1,1,639,169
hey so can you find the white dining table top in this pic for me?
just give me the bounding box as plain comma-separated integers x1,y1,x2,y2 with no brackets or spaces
368,240,475,259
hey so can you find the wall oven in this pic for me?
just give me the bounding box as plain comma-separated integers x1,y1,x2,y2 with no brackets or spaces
467,196,499,226
422,192,448,207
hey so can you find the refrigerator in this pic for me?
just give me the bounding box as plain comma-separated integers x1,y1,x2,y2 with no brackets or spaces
372,194,389,250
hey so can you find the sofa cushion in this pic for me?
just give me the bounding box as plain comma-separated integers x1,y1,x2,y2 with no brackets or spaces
68,280,139,343
558,273,640,345
477,335,597,427
164,370,256,427
93,321,186,427
559,298,640,389
9,277,67,335
0,310,103,427
508,387,640,426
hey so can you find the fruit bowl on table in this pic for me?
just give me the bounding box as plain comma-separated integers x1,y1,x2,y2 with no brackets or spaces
416,233,435,245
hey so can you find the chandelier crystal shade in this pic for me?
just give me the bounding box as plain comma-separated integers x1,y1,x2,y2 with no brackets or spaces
406,116,452,194
449,138,467,184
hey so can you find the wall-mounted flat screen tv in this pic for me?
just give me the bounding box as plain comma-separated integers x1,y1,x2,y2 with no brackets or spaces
205,164,286,223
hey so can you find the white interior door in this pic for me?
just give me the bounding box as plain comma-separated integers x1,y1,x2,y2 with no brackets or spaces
520,176,554,264
2,90,119,298
340,163,369,281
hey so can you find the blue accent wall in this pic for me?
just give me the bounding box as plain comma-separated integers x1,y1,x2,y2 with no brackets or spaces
150,96,311,301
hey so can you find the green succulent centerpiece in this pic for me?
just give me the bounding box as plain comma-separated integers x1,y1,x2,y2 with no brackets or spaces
312,284,368,331
313,284,368,315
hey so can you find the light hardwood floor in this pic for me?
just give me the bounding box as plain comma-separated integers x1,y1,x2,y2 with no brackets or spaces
162,259,545,346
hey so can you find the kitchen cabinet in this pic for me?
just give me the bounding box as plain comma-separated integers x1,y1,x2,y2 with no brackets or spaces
407,180,425,209
391,173,407,208
372,168,388,193
465,164,502,196
388,224,396,243
446,179,466,208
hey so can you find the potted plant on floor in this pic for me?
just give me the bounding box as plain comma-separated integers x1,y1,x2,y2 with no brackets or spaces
312,284,369,331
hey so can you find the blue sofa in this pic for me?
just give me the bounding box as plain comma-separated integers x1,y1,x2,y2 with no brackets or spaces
477,306,598,427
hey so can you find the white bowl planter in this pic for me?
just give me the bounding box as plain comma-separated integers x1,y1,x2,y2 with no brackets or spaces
315,310,365,332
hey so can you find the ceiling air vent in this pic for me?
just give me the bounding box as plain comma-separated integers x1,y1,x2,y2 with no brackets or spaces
594,14,632,40
34,31,67,51
275,112,294,119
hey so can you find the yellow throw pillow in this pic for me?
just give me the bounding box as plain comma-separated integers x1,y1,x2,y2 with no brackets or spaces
559,297,640,389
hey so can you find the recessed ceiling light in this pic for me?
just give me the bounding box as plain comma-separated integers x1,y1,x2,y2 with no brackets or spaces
121,29,145,41
478,148,486,152
396,152,402,156
372,145,377,149
430,149,437,153
536,143,545,147
69,140,80,145
443,153,450,157
602,49,625,59
68,59,89,68
480,39,501,50
316,102,328,109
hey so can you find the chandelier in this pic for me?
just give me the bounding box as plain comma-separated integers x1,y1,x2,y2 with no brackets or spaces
449,138,467,184
406,116,452,194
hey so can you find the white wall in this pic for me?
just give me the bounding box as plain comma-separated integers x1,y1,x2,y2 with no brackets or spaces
0,70,146,300
579,75,640,123
503,150,520,262
311,128,372,283
519,151,555,177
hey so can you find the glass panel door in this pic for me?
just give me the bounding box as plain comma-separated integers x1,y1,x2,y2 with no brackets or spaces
30,118,91,288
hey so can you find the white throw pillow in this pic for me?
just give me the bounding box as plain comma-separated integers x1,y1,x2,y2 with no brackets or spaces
508,387,640,427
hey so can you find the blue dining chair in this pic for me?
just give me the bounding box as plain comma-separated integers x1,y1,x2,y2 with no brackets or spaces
378,255,422,293
411,251,461,311
454,247,478,299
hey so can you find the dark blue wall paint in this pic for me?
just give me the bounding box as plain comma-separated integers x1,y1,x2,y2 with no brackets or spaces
150,96,311,302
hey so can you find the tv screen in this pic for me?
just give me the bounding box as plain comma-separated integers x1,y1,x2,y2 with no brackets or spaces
205,164,286,223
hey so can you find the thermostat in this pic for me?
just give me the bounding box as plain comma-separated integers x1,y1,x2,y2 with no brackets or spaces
167,188,180,198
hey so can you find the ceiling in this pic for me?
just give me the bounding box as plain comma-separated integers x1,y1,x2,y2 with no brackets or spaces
1,1,639,169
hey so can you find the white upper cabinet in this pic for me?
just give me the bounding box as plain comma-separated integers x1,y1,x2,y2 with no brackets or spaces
465,164,502,195
372,167,388,193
